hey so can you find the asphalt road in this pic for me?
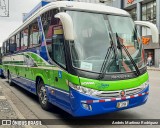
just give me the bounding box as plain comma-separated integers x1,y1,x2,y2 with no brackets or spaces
1,70,160,128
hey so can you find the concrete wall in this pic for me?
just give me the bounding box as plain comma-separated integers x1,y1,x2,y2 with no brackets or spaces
103,0,123,8
154,49,160,67
143,35,160,49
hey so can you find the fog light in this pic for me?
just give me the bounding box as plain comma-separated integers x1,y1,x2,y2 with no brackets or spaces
82,103,92,111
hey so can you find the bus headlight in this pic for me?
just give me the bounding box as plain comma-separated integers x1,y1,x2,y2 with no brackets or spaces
141,80,149,89
69,82,100,96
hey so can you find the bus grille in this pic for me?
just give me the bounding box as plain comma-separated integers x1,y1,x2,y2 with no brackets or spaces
94,85,146,99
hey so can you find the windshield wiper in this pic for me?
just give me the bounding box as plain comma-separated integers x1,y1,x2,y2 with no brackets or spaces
98,33,118,80
116,33,140,76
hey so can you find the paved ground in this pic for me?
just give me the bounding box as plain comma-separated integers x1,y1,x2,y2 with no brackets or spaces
0,69,160,128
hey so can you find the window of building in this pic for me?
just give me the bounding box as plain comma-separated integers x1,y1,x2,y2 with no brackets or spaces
142,4,147,21
128,8,137,20
16,33,20,51
142,0,156,23
142,0,156,36
29,20,40,47
153,1,156,24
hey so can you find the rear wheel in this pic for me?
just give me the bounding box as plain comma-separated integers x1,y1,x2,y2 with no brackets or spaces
37,80,51,110
8,71,14,86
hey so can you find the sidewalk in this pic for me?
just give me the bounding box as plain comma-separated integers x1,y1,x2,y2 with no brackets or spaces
0,79,47,128
0,84,25,128
147,66,160,71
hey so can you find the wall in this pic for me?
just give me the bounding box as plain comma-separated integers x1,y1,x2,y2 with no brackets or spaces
155,49,160,67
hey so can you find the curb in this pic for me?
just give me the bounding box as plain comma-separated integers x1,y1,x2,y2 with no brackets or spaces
6,95,32,128
147,68,160,71
0,79,48,128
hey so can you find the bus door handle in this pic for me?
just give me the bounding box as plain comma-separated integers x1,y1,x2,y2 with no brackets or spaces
55,77,58,82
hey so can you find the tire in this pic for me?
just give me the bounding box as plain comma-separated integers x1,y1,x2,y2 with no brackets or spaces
37,80,51,110
8,72,14,86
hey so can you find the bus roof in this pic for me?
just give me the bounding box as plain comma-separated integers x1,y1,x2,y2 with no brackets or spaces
4,1,130,42
52,1,129,16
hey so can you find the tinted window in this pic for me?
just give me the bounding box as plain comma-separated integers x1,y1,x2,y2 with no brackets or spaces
6,40,10,53
41,9,59,58
16,33,20,51
10,36,16,53
21,28,28,50
53,37,66,68
23,28,28,49
2,42,6,55
20,31,24,50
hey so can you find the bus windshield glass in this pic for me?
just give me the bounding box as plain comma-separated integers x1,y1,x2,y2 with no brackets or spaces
67,11,145,73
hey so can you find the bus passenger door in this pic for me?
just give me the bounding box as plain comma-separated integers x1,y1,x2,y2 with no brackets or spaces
52,25,70,107
41,9,70,107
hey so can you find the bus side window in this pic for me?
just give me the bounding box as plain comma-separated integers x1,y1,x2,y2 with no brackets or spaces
21,27,28,50
29,20,40,48
23,28,28,50
6,40,10,54
20,31,24,50
52,21,66,68
41,9,59,58
53,36,66,68
16,33,20,51
2,42,6,55
10,36,16,53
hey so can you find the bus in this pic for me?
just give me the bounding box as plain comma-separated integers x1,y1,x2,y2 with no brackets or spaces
0,47,4,77
1,1,158,117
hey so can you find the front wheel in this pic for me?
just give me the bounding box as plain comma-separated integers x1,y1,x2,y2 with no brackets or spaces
37,81,51,110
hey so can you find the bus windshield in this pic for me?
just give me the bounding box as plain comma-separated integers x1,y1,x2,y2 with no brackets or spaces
67,11,145,73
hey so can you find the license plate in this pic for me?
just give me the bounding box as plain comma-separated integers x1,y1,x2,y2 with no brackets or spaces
117,101,129,108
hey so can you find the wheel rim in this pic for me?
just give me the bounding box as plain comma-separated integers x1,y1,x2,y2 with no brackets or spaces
39,86,47,105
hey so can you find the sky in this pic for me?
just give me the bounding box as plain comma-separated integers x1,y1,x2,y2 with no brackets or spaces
0,0,41,46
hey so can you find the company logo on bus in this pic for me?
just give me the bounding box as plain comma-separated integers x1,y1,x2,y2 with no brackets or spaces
120,90,126,97
111,74,131,79
127,0,134,4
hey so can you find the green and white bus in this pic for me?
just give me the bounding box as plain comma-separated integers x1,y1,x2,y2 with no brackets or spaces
1,1,159,117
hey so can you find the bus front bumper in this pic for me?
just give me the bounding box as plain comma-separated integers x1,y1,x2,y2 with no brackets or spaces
69,86,149,117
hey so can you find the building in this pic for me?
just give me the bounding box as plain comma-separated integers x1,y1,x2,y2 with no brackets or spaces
102,0,160,67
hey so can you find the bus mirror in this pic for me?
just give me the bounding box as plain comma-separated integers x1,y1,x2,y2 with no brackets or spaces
55,12,74,41
134,21,159,43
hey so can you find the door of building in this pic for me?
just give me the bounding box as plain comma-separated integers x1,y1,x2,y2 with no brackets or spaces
145,49,154,66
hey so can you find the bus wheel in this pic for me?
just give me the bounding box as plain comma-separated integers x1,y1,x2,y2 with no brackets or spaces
37,81,51,110
8,72,14,86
